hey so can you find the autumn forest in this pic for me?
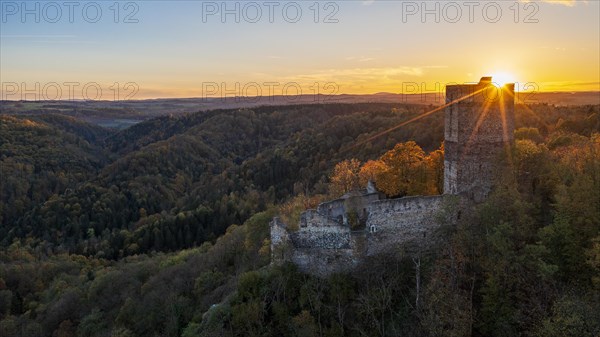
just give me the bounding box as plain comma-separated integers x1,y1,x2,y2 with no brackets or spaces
1,102,599,337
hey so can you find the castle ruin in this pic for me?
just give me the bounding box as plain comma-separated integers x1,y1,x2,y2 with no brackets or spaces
270,77,516,275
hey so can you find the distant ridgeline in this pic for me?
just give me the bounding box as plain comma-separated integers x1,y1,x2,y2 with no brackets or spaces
270,77,516,275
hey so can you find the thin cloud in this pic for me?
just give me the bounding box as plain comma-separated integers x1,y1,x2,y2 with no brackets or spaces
29,40,98,45
537,81,600,92
520,0,580,6
0,35,77,38
290,67,427,82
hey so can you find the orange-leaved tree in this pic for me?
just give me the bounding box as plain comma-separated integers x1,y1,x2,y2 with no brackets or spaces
330,159,362,197
331,142,445,198
359,160,388,187
426,142,445,195
376,141,428,197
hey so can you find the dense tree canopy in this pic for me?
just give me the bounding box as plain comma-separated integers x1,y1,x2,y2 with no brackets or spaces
0,102,598,337
330,141,444,198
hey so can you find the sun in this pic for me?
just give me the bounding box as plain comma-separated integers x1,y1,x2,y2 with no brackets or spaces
490,72,516,87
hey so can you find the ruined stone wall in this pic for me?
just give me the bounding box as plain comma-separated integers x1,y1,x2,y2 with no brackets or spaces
316,192,382,224
366,195,445,255
272,208,371,275
273,195,450,274
293,211,351,250
316,199,346,223
270,218,291,265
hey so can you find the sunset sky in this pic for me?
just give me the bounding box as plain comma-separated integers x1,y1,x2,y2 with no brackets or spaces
1,0,599,99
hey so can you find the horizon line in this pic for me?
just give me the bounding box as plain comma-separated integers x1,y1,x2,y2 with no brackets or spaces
2,90,599,103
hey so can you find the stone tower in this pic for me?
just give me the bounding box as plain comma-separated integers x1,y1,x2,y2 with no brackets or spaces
444,77,515,201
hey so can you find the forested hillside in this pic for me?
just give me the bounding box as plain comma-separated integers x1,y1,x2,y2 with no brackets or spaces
0,114,110,238
3,103,444,258
1,102,599,337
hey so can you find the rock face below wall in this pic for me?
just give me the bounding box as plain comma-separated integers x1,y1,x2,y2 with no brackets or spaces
288,246,360,276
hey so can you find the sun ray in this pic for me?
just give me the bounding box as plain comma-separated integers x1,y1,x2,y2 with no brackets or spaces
510,91,552,131
463,96,493,157
342,87,487,153
498,87,515,169
499,88,510,144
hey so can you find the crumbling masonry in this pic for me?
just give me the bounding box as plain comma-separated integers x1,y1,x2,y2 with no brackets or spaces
270,77,515,275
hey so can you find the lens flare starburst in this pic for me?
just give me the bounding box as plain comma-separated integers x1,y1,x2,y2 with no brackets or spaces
490,72,516,87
